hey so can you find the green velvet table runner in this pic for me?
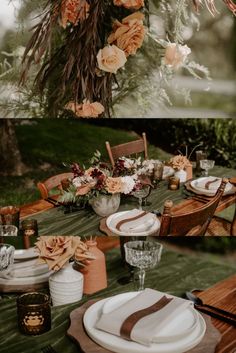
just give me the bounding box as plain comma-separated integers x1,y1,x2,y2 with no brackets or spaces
0,247,236,353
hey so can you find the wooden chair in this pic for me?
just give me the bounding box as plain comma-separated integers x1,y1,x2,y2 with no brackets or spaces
105,132,148,167
159,178,228,236
37,172,74,199
206,194,236,236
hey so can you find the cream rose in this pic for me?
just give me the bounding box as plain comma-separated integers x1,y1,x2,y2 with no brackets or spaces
108,13,145,56
97,45,127,74
164,43,191,70
65,99,104,118
105,177,123,194
113,0,144,10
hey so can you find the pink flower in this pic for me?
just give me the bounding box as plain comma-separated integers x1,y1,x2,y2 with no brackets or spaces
60,0,90,28
113,0,144,10
97,45,127,74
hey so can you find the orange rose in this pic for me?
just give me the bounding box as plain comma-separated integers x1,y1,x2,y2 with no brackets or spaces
75,182,95,196
164,43,191,70
113,0,144,10
97,45,127,73
108,12,145,57
65,99,104,118
105,177,123,194
60,0,90,28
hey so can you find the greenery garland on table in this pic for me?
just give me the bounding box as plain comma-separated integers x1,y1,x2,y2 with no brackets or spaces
19,0,236,118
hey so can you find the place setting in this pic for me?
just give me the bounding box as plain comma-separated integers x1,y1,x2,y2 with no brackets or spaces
66,240,223,353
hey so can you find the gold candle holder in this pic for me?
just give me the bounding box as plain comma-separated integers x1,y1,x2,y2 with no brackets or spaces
17,292,51,335
168,177,180,190
21,219,38,249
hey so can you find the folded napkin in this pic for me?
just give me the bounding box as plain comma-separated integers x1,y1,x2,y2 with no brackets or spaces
196,177,221,190
96,288,192,346
115,209,155,233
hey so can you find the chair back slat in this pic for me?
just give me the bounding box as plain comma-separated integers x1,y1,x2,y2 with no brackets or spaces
105,132,148,167
37,172,74,199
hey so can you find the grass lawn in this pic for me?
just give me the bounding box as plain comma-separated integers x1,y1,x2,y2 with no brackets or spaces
0,119,172,206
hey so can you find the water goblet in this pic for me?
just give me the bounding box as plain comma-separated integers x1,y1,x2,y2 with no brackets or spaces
131,185,151,210
200,159,215,176
124,240,163,291
0,243,15,278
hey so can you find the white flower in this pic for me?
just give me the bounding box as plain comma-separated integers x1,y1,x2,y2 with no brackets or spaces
121,176,136,194
72,175,93,187
164,43,191,70
121,156,142,170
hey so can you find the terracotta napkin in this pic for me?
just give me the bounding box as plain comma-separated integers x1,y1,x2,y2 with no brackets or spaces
96,288,192,346
115,209,155,233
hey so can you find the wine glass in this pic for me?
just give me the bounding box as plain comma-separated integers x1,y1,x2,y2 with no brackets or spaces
200,159,215,176
0,244,15,278
124,240,163,291
131,185,151,210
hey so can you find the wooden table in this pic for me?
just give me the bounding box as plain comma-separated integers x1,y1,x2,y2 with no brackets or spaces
197,274,236,353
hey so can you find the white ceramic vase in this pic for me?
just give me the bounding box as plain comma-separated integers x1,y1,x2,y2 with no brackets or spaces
49,262,83,306
89,193,120,217
174,169,187,183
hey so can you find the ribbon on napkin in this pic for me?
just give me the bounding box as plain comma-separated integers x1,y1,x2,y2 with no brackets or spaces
116,211,147,231
120,296,173,340
96,288,192,346
204,178,219,190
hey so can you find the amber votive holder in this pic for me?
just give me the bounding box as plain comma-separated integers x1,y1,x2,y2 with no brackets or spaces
21,219,38,249
168,177,180,190
0,206,20,228
17,292,51,335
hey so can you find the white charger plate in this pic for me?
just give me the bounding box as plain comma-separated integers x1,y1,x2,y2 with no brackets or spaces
83,293,206,353
11,261,49,278
14,247,38,260
190,177,233,196
106,211,160,237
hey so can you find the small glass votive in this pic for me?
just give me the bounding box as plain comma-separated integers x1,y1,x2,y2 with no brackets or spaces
0,243,15,277
17,292,51,335
153,161,164,182
168,176,180,190
0,225,18,236
0,206,20,228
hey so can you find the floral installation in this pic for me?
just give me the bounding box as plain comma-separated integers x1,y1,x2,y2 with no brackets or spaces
18,0,236,117
35,236,95,271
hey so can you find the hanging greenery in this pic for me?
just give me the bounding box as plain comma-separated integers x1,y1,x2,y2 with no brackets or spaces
19,0,236,118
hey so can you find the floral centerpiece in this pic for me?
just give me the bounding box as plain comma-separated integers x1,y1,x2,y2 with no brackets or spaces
35,235,94,271
59,151,138,216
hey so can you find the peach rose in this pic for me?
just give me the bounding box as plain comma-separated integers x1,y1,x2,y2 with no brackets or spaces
164,43,191,70
65,99,104,118
108,13,145,56
105,177,123,194
169,155,192,171
76,182,96,196
60,0,90,28
97,45,127,74
113,0,144,10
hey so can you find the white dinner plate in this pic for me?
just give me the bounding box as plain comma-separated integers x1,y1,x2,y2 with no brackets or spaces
14,247,38,260
0,270,51,285
106,211,160,237
11,261,49,278
83,293,206,353
190,177,233,196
